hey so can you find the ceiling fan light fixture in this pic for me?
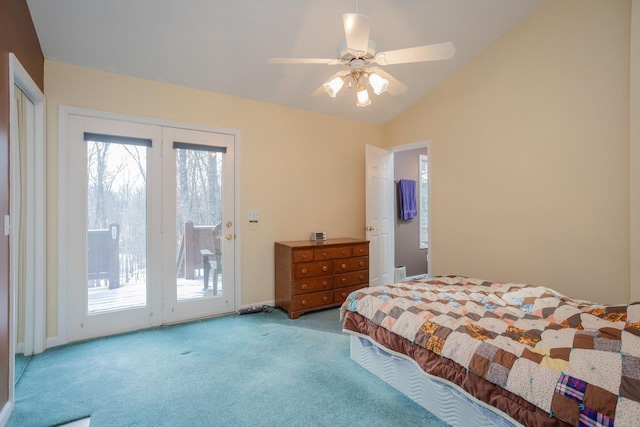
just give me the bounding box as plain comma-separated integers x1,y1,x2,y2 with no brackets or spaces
369,72,389,95
268,4,455,109
356,87,371,107
344,74,356,89
323,76,345,97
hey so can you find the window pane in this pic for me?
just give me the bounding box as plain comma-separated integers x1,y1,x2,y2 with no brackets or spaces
86,141,147,314
175,148,223,301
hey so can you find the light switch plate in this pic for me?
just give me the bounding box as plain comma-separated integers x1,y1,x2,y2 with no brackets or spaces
246,209,260,221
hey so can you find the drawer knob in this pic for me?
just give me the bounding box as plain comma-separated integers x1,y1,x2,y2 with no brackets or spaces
341,251,346,255
322,281,328,287
302,254,307,259
322,296,328,302
322,252,327,257
301,268,308,274
341,263,347,269
322,265,328,272
341,292,347,298
359,249,363,253
341,278,347,284
302,284,308,290
359,261,365,267
359,275,364,281
301,299,307,306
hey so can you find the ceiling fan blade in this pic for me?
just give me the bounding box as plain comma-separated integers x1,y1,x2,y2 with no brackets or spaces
374,42,456,66
268,58,343,65
311,71,348,97
367,67,407,96
343,13,370,55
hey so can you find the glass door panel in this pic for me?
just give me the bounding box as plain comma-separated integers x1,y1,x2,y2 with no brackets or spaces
85,138,148,313
175,148,223,301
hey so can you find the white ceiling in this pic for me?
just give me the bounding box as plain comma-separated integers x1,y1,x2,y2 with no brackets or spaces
26,0,545,125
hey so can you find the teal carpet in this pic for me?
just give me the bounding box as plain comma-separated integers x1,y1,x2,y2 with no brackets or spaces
9,308,447,427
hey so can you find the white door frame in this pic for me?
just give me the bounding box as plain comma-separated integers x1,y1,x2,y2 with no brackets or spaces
389,140,432,278
58,106,242,346
6,53,46,419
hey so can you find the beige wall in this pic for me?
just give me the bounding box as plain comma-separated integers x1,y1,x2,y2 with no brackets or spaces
385,0,631,303
44,60,383,337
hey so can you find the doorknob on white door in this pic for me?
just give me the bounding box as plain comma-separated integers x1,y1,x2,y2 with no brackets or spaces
363,226,376,232
224,233,234,241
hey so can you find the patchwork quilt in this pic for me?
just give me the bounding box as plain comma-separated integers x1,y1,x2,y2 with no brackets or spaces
340,276,640,427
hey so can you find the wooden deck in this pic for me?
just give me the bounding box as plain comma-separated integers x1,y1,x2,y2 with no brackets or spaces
88,276,222,314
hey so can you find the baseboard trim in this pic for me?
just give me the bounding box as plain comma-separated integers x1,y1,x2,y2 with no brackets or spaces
0,400,13,427
46,336,61,349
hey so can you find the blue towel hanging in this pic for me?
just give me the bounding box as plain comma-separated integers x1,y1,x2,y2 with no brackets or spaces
397,179,417,220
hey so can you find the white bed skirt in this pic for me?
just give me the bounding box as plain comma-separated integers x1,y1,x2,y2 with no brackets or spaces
349,333,522,427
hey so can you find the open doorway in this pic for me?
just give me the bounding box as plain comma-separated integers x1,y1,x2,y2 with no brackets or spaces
391,142,430,281
8,53,46,406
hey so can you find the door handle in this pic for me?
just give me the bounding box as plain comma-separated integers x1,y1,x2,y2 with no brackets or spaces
363,226,376,231
224,233,233,241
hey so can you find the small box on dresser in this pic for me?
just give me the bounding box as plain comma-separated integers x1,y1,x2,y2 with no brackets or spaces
275,238,369,319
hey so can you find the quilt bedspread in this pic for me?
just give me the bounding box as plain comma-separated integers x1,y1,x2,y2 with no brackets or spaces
340,276,640,427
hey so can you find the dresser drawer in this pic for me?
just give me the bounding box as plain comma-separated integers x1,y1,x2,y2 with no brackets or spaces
335,270,368,288
334,256,368,273
314,245,352,260
293,261,333,279
293,276,333,295
292,249,313,263
334,284,368,304
353,244,369,257
292,291,333,311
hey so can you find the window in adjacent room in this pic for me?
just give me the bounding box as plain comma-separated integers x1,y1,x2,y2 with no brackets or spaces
419,154,429,249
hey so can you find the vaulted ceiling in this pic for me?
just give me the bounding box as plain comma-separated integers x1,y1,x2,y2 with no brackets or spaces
26,0,545,124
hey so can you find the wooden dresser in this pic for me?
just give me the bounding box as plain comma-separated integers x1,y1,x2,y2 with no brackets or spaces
275,238,369,319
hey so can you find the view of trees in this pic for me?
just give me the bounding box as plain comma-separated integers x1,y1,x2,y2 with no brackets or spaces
86,141,222,287
175,148,223,237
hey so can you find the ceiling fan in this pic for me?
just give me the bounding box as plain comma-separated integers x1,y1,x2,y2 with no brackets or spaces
268,2,456,107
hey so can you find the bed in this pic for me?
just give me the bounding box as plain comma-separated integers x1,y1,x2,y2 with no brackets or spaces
340,276,640,427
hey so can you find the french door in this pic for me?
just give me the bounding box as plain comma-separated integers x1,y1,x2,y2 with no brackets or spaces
66,115,236,341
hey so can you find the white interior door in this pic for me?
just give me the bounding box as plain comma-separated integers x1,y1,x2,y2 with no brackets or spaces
365,144,394,286
65,115,236,341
